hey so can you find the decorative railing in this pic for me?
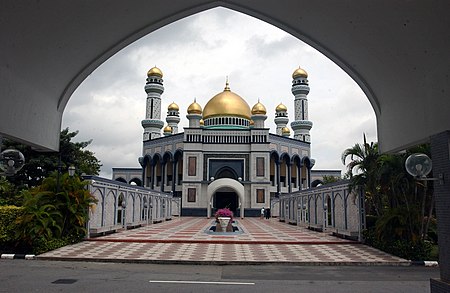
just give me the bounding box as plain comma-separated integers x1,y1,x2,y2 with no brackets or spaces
83,176,173,237
279,180,365,241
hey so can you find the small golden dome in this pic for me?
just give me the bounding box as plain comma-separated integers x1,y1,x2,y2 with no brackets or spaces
251,100,267,115
199,119,204,126
292,67,308,78
282,127,291,134
168,102,179,111
147,66,163,77
163,125,172,133
276,103,287,112
249,120,255,125
187,99,202,114
203,81,251,120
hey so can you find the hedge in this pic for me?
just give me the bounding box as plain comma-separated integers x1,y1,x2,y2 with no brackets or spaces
0,205,23,244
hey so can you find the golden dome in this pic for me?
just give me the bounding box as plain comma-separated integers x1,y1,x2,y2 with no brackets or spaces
292,67,308,78
187,99,202,114
203,81,251,120
251,100,267,115
168,102,179,111
276,103,287,112
282,127,291,134
147,66,163,77
249,120,255,125
163,125,172,133
199,119,204,126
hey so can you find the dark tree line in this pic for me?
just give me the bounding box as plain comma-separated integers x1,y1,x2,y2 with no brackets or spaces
2,128,101,189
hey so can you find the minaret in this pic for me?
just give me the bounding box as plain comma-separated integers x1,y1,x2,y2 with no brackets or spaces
163,125,172,136
290,66,313,142
282,126,291,137
141,66,165,141
251,99,267,128
186,99,202,128
274,103,289,135
166,102,180,134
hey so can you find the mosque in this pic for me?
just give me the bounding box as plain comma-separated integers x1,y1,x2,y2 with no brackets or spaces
113,66,340,217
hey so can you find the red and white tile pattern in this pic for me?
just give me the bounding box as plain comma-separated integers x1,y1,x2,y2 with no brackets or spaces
38,217,408,265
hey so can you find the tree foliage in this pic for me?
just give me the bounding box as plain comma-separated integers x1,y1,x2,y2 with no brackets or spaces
342,135,435,251
16,172,97,248
322,175,341,185
341,134,382,216
2,128,101,188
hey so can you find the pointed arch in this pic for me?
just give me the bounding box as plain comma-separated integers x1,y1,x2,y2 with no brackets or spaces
129,177,142,186
152,154,163,189
269,151,280,189
291,154,301,190
279,153,291,191
215,166,239,180
301,156,312,189
173,149,184,193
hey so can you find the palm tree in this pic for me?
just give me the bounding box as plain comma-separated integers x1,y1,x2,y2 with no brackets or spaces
377,153,419,241
341,134,381,216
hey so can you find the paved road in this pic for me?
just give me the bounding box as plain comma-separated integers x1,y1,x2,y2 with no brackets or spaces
0,260,439,293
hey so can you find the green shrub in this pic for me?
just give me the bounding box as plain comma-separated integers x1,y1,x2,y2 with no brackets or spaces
32,237,67,255
365,215,378,229
0,177,23,206
0,206,23,244
32,232,84,255
363,227,432,261
16,172,97,245
0,206,31,253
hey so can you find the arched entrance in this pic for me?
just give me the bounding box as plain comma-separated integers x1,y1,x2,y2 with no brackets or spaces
213,188,239,213
207,178,245,219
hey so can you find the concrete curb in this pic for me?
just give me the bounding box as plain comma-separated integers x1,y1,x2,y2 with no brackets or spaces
411,260,439,267
0,254,35,260
36,255,413,267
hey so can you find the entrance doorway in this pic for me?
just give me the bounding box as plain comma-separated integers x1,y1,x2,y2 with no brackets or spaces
214,192,238,214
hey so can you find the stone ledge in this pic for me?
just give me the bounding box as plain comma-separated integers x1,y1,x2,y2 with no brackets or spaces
0,254,35,260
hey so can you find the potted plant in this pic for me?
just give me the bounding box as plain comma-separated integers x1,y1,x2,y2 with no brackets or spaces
215,208,233,232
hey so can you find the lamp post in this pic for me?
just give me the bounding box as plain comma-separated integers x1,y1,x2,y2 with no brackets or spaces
144,201,149,225
285,203,289,221
68,165,76,177
121,200,127,229
405,153,439,240
323,200,328,230
149,203,153,224
0,148,25,176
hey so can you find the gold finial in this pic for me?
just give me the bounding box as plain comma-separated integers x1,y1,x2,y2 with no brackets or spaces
224,76,230,91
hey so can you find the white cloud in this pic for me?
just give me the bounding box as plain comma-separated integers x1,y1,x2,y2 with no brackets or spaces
62,7,377,179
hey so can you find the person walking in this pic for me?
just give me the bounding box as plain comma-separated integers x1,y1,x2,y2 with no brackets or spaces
265,208,271,219
260,207,265,219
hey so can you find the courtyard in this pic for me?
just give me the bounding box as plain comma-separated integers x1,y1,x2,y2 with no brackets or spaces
38,217,407,265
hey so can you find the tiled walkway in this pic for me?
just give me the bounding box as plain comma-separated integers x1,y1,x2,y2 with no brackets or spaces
93,217,353,244
38,217,409,265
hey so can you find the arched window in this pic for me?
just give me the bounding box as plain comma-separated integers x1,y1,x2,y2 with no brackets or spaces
117,193,125,224
215,167,238,180
326,196,332,226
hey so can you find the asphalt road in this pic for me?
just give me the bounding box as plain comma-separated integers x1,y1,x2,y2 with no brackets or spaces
0,260,440,293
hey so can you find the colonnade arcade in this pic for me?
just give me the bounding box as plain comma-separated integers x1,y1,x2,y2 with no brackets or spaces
141,148,312,198
142,149,183,196
270,151,313,195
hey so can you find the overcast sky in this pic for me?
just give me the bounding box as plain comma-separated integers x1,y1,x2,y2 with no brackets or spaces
62,7,377,179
